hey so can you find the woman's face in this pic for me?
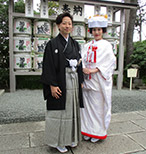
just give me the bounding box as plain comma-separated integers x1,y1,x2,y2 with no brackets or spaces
92,27,103,41
58,16,72,37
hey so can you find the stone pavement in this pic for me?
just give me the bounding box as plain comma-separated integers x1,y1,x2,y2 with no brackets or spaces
0,110,146,154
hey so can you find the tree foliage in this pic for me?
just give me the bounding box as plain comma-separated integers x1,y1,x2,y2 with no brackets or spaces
0,0,25,89
14,0,25,13
0,0,9,68
0,0,9,88
48,1,59,16
36,1,59,16
135,0,146,41
125,0,137,65
126,40,146,78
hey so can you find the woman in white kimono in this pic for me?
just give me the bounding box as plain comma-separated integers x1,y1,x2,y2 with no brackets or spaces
80,15,116,143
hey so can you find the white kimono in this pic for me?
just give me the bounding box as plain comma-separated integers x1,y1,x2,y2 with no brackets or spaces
80,39,116,139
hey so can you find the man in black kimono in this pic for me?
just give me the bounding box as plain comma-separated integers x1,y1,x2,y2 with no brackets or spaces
41,12,84,153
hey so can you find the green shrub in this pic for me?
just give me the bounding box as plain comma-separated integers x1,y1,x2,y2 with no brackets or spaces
0,68,9,89
124,40,146,86
16,76,42,89
128,40,146,77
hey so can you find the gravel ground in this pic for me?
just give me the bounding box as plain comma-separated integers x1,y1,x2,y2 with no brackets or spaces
112,88,146,113
0,89,146,124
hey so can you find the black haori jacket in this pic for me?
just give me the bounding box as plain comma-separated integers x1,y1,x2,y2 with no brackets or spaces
41,34,84,110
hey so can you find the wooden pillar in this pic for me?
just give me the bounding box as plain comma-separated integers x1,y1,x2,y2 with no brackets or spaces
117,9,124,90
9,0,16,92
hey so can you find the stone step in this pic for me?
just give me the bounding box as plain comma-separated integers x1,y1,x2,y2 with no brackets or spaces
136,85,146,89
0,89,5,96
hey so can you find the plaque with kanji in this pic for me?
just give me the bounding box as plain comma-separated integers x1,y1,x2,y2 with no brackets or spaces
40,0,49,18
25,0,34,17
59,1,84,22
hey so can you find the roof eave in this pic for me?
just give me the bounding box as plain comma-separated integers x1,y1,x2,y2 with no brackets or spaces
58,0,138,9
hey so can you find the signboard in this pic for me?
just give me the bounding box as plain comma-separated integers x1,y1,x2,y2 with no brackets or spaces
127,68,138,78
59,1,84,22
40,0,49,18
106,6,113,23
25,0,34,17
95,5,101,15
127,68,138,90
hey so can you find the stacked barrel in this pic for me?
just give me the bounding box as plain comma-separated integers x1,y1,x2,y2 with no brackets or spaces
13,18,32,72
33,20,51,71
52,22,59,38
13,18,52,72
105,6,118,69
71,23,86,54
103,6,118,54
13,6,118,72
52,22,86,54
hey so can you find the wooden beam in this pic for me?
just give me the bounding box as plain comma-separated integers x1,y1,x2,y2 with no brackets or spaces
9,0,16,92
117,9,124,90
59,0,138,9
14,72,42,76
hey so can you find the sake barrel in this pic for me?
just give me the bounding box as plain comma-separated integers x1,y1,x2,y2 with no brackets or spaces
75,40,86,54
34,21,51,37
52,22,59,38
14,53,31,72
33,37,49,53
103,26,118,39
14,18,32,35
14,36,31,52
71,23,85,39
33,54,43,71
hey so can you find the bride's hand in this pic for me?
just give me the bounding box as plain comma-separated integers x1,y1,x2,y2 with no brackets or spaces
83,68,91,75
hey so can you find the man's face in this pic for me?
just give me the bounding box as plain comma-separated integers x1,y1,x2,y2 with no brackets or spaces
58,16,73,37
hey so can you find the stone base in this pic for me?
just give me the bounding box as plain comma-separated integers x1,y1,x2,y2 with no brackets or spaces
0,89,5,96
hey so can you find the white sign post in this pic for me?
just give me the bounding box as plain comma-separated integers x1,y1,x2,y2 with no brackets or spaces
127,68,138,90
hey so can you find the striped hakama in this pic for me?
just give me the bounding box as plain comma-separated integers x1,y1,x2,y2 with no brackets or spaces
45,68,81,148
